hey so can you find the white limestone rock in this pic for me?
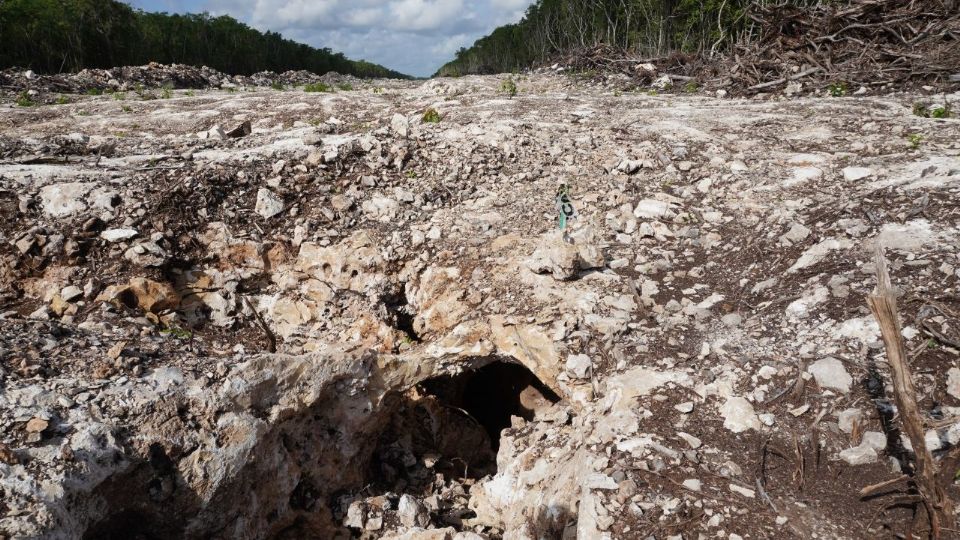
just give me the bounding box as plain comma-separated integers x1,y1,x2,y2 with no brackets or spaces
255,188,284,219
720,397,761,433
808,357,853,394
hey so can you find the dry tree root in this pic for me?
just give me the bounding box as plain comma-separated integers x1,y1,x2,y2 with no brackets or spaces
866,247,956,539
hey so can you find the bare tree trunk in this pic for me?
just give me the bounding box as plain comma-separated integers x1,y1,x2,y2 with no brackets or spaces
868,247,955,539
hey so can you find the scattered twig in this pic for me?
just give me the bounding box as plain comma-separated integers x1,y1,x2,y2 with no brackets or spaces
860,475,911,498
243,295,277,353
755,476,778,512
747,67,822,90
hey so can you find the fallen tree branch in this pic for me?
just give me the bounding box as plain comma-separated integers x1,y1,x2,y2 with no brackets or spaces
867,246,955,538
243,295,277,353
746,67,821,90
860,474,910,498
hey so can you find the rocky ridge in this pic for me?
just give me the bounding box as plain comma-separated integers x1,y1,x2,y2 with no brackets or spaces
1,72,960,539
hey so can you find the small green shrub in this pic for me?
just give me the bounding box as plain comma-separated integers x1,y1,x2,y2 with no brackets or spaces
161,87,173,99
15,91,35,107
113,92,126,101
684,81,699,93
499,77,517,97
405,170,417,179
55,95,69,105
914,102,953,118
828,81,848,97
421,108,441,123
271,81,286,91
132,83,155,100
86,88,103,96
931,105,952,119
337,83,353,91
372,86,384,94
304,82,332,92
185,89,195,97
907,133,923,149
160,326,192,339
121,105,132,113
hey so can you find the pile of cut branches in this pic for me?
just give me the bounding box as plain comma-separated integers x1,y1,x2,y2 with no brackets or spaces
724,0,960,91
554,44,696,84
549,0,960,94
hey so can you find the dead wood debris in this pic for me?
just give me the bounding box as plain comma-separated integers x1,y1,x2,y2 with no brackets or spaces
866,247,955,539
550,0,960,94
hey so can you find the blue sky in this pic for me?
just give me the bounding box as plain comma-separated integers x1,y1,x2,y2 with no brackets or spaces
125,0,534,77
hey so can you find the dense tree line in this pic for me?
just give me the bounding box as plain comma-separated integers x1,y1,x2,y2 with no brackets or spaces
0,0,408,78
437,0,763,76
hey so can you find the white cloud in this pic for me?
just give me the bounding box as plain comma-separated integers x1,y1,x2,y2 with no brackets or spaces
491,0,530,8
268,1,336,27
199,0,536,76
343,7,384,27
388,0,471,32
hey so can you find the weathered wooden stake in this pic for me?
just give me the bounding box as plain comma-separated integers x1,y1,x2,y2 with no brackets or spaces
867,246,954,538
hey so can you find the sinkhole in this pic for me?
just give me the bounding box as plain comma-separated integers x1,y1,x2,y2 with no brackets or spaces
81,360,562,539
368,360,560,490
419,360,561,451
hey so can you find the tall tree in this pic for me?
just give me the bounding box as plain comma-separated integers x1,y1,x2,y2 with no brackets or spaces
0,0,409,78
435,0,752,76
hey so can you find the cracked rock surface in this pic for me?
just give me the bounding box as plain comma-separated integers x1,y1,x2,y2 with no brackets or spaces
2,71,960,539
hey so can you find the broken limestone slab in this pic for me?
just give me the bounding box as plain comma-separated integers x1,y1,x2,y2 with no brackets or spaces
40,182,95,218
837,408,863,433
807,357,853,394
566,354,592,379
60,285,83,302
788,238,852,273
842,166,873,181
100,228,139,242
397,494,431,528
527,228,604,281
947,367,960,400
198,125,226,140
720,397,761,433
225,120,251,138
633,199,675,220
97,277,180,315
391,113,410,137
838,431,885,465
780,223,811,245
255,188,284,219
839,444,877,465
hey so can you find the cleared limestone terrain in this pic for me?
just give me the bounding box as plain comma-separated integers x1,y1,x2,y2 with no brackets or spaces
1,73,960,539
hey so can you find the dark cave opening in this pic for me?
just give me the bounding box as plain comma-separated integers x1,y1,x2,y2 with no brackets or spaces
82,509,162,540
418,360,561,451
84,361,563,540
367,359,560,492
383,285,421,345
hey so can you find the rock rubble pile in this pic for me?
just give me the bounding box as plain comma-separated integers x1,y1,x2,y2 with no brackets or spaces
1,72,959,539
0,62,362,95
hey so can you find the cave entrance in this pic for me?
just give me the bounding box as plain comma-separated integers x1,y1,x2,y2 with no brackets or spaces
368,359,560,492
418,360,561,451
